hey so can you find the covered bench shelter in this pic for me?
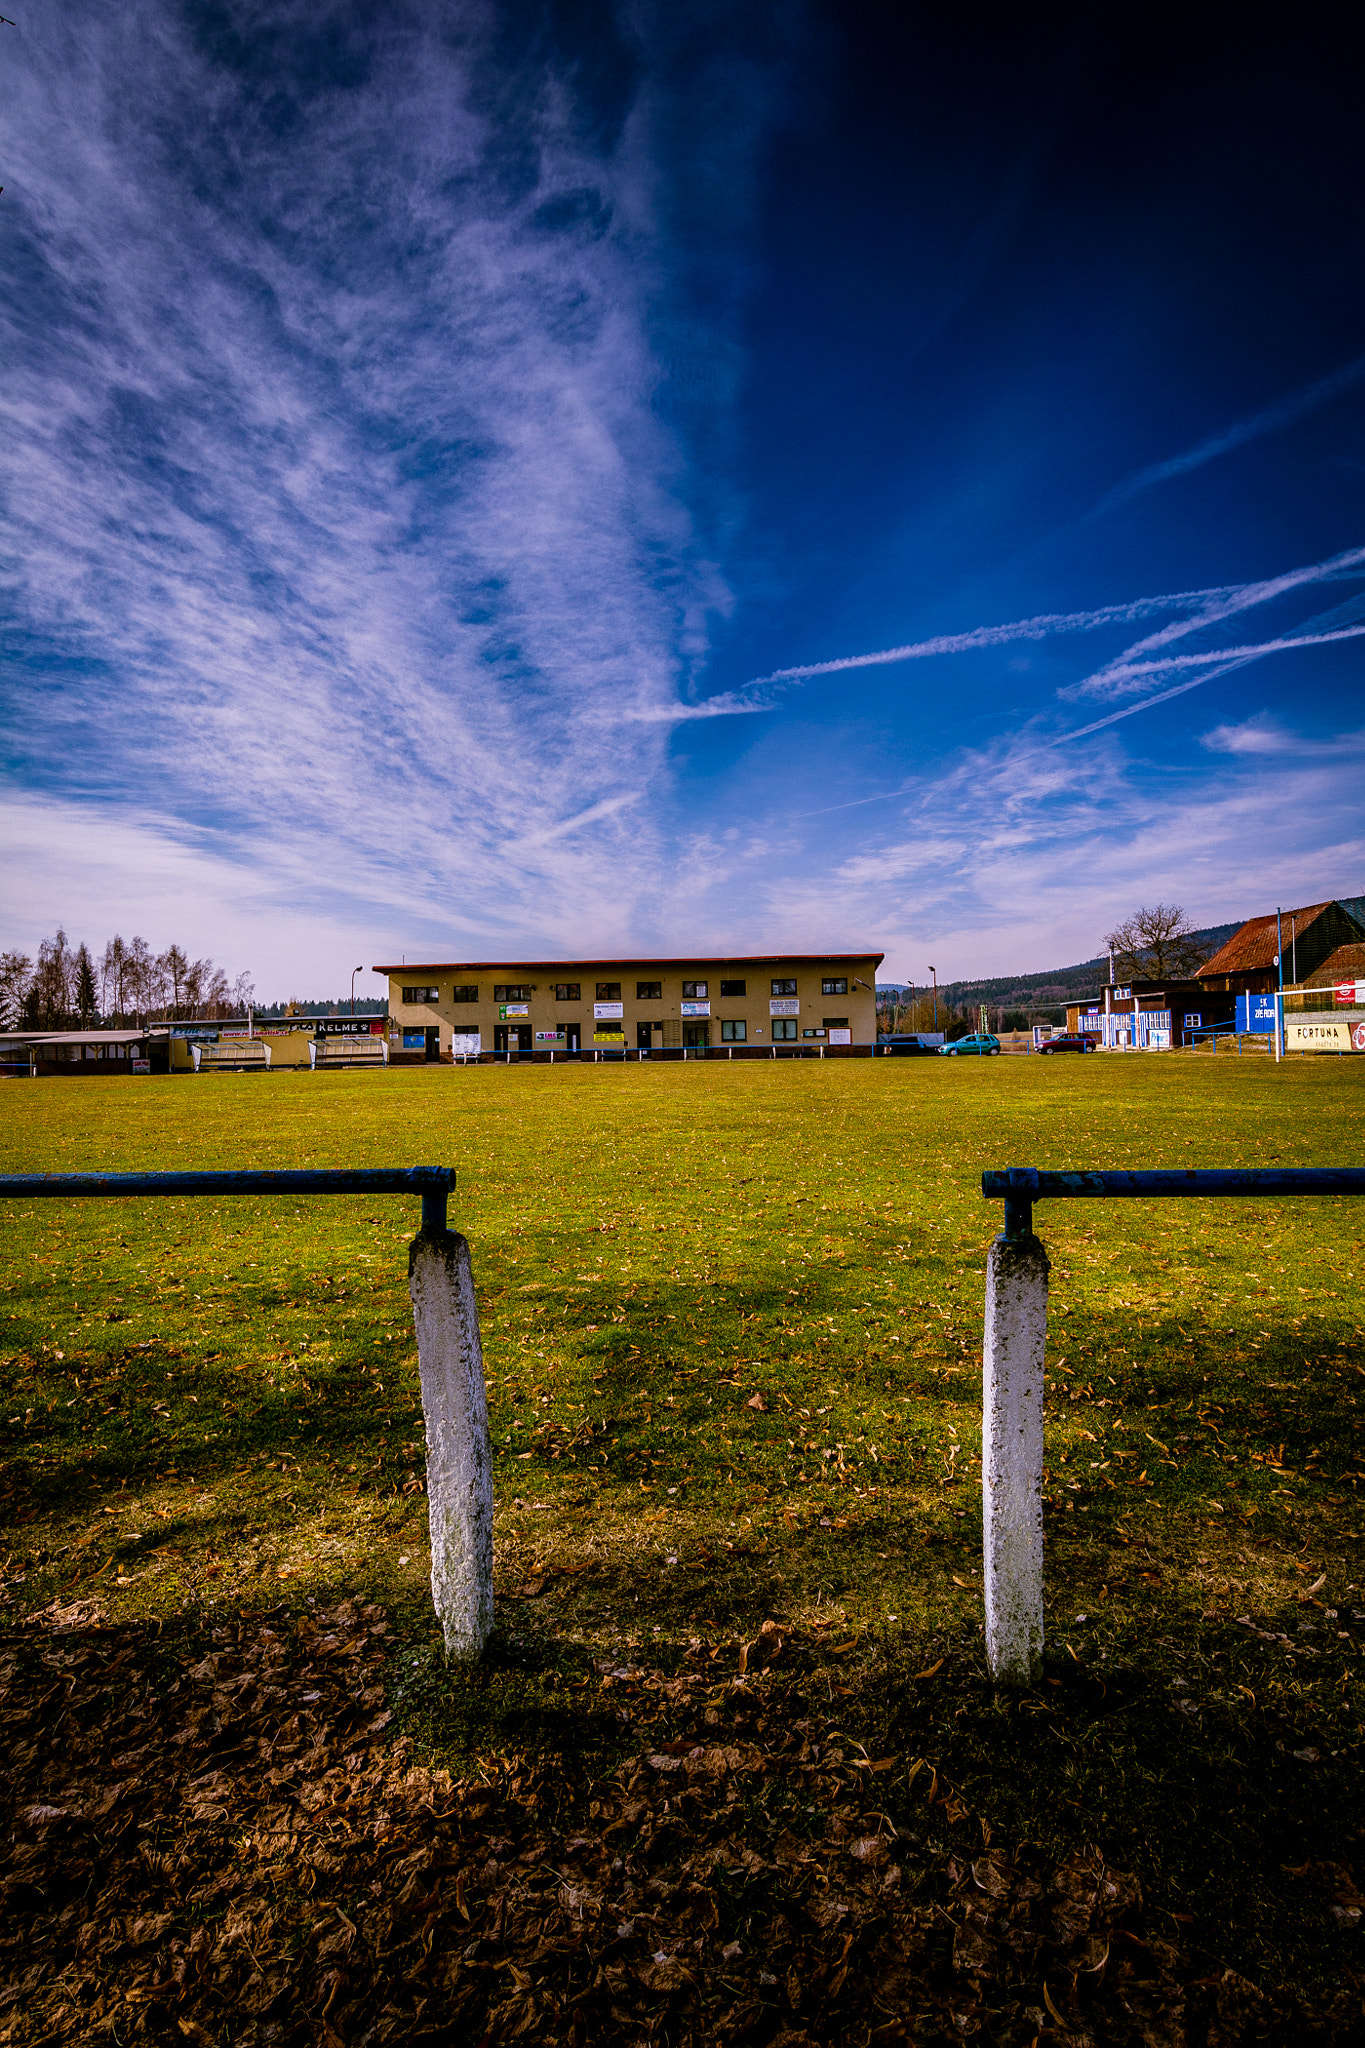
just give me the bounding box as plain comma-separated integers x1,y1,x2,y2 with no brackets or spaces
0,1029,153,1078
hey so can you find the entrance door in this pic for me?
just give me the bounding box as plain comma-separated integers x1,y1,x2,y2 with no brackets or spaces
515,1025,532,1054
636,1022,654,1055
424,1027,441,1063
682,1023,709,1056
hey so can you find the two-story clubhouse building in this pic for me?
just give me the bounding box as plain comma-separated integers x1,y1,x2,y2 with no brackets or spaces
374,952,883,1061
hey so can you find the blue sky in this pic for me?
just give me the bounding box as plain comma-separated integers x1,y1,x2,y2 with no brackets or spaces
3,2,1363,996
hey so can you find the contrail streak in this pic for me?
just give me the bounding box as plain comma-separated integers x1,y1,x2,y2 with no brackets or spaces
1089,622,1365,688
743,584,1242,687
1091,350,1365,519
1071,542,1365,693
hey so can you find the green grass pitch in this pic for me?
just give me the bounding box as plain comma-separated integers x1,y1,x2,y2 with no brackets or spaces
1,1053,1362,1991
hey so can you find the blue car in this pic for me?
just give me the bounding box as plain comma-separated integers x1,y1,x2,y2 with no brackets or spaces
940,1032,1001,1056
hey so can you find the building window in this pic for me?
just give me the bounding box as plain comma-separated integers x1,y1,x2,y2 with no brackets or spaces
720,979,746,996
451,985,479,1003
822,1016,849,1028
596,982,622,1000
772,1018,798,1040
636,980,662,1000
402,985,440,1004
822,977,848,996
720,1019,747,1041
682,980,708,999
494,984,530,1001
771,978,797,996
554,983,581,1003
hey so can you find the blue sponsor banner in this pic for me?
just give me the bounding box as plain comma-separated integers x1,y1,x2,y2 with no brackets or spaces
1236,992,1278,1034
402,1031,427,1050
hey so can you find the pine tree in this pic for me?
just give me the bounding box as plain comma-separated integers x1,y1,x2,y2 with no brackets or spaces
75,944,97,1025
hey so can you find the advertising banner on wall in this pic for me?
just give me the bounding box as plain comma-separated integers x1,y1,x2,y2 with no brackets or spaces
769,999,799,1016
498,1003,530,1019
593,1002,624,1019
1286,1018,1356,1052
680,1001,710,1018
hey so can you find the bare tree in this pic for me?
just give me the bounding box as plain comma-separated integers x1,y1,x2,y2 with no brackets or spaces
1103,904,1206,981
100,936,128,1022
0,950,31,1029
160,944,192,1018
123,937,160,1021
32,929,73,1027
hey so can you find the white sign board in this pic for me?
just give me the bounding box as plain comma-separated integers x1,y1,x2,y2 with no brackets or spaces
451,1032,482,1057
827,1028,851,1045
1286,1018,1356,1052
770,999,799,1016
679,1000,710,1018
593,1002,624,1019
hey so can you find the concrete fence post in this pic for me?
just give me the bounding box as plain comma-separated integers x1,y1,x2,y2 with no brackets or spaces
982,1227,1049,1685
408,1224,494,1660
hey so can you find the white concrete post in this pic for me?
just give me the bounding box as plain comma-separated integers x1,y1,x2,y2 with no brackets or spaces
982,1229,1049,1685
408,1227,494,1660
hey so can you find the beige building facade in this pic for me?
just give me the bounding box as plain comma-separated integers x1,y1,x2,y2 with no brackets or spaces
374,952,883,1061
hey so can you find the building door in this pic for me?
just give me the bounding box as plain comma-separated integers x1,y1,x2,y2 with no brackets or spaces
515,1025,532,1054
424,1027,441,1063
682,1023,709,1054
493,1026,511,1056
563,1021,581,1053
636,1022,654,1055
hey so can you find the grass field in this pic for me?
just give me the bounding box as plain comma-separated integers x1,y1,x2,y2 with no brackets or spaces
2,1056,1364,2040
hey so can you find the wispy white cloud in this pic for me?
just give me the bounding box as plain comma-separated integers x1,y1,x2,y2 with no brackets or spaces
0,2,778,983
752,717,1365,983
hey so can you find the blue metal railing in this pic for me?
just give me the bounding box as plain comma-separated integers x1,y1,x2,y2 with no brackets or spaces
0,1166,457,1235
983,1165,1365,1240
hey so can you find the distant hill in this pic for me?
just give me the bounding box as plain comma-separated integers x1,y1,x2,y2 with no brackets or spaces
877,920,1244,1018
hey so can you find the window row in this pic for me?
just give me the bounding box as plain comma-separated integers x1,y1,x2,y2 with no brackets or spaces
405,973,853,1004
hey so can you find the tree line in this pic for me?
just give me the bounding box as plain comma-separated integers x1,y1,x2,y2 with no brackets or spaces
0,930,254,1030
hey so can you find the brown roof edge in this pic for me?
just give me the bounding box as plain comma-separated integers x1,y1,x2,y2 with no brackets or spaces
372,951,886,975
1196,902,1338,979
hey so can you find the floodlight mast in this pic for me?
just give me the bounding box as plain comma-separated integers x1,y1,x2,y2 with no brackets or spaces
351,966,364,1016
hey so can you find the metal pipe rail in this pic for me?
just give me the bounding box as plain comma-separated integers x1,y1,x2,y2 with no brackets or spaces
976,1161,1365,1685
0,1166,457,1235
983,1165,1365,1242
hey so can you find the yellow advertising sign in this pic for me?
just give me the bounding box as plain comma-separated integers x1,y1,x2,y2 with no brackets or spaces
592,1031,626,1045
1286,1017,1356,1052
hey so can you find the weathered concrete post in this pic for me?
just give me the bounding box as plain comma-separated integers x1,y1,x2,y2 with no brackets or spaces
408,1215,494,1660
982,1190,1049,1686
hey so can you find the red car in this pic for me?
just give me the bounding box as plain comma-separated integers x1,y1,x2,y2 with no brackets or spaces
1037,1034,1095,1054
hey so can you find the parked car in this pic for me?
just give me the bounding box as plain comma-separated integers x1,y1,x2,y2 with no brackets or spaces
940,1032,1001,1056
879,1034,937,1056
1037,1034,1095,1054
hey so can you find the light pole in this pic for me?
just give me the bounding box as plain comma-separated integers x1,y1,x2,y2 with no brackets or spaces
351,965,364,1017
928,966,938,1034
